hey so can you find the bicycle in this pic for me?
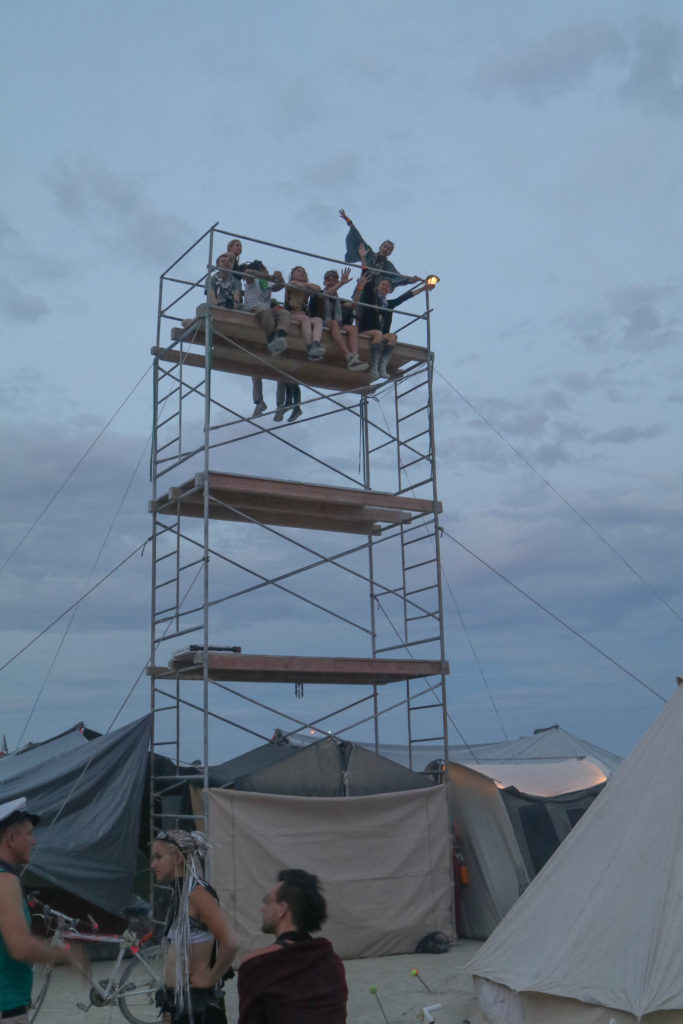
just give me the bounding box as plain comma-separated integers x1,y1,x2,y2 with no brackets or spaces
28,894,164,1024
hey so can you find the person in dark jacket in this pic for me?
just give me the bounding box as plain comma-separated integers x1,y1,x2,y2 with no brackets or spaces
354,256,435,378
339,207,420,287
238,869,347,1024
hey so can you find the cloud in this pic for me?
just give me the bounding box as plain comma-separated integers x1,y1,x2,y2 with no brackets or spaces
469,16,683,117
0,277,48,322
620,18,683,117
45,161,193,267
0,211,74,320
471,21,626,105
591,423,665,445
561,280,681,355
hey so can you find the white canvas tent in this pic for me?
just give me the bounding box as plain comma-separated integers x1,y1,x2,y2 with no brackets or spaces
467,684,683,1023
199,786,454,960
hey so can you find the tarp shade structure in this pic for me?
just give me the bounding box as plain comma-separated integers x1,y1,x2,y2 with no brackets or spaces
372,725,623,776
200,785,454,960
466,684,683,1023
209,736,435,796
0,716,151,915
464,758,607,795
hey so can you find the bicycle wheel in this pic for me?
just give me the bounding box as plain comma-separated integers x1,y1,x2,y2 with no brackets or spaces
28,962,52,1022
118,944,164,1024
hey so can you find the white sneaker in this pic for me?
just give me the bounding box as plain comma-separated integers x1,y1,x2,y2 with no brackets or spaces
347,353,369,372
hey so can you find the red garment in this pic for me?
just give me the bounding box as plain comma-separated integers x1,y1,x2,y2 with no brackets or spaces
238,939,347,1024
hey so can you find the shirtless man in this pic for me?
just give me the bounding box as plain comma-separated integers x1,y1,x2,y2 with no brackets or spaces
0,798,85,1024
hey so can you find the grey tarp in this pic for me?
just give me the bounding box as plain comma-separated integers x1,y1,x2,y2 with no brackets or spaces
209,735,435,796
200,785,454,960
0,715,151,914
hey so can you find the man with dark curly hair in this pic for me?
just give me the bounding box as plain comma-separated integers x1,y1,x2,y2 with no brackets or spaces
238,869,347,1024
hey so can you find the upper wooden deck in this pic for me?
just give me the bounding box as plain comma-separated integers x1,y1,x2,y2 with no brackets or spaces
153,305,430,391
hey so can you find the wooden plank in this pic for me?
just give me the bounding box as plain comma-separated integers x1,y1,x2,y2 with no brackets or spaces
183,472,441,515
156,304,429,389
154,500,383,535
149,652,449,685
151,473,439,534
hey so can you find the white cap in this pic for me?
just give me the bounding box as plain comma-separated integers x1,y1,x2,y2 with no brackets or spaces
0,796,40,829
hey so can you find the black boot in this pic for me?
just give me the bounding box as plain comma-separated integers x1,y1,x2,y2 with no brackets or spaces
369,343,381,379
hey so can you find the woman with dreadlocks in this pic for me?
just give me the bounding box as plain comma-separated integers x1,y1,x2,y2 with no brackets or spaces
152,830,238,1024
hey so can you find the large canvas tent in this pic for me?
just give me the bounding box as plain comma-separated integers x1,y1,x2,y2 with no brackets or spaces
466,684,683,1023
0,715,151,914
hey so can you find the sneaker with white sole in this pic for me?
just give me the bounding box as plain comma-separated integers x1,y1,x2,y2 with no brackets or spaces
307,342,325,361
346,353,369,371
267,331,288,356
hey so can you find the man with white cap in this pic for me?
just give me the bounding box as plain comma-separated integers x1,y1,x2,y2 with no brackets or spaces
0,797,82,1022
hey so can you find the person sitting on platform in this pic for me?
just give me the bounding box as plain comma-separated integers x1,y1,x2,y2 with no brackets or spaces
354,243,435,379
207,251,240,309
238,869,347,1024
339,208,420,287
285,267,324,362
242,260,289,354
243,259,289,418
308,268,368,371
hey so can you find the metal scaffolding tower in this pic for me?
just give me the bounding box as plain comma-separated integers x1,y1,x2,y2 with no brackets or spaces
148,226,449,837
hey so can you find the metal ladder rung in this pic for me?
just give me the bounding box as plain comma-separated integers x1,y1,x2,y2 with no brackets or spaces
403,532,436,547
154,549,179,563
398,428,430,445
405,557,437,571
157,410,181,431
397,405,429,426
374,635,441,654
152,624,203,641
405,584,438,596
400,455,430,472
157,383,181,402
156,435,181,455
396,476,433,493
368,437,399,456
406,611,438,622
397,378,429,401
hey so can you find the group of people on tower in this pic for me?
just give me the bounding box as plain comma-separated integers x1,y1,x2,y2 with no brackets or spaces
0,798,347,1024
206,210,435,421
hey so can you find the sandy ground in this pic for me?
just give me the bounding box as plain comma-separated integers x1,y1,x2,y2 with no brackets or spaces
34,940,483,1023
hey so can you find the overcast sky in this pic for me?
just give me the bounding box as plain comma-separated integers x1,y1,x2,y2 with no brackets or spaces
1,0,681,764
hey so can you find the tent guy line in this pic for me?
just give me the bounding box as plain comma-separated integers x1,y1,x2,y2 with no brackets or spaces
436,369,683,627
442,530,667,704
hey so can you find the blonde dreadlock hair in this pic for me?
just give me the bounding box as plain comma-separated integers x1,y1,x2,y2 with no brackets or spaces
158,829,211,1014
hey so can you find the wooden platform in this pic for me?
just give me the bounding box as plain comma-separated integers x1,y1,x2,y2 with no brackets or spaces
153,305,429,391
149,651,449,685
150,471,442,535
